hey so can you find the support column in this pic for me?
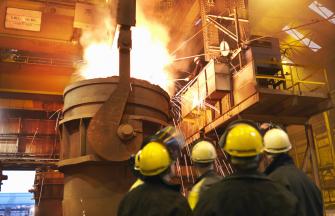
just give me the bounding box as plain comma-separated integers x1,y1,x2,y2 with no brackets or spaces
304,124,321,188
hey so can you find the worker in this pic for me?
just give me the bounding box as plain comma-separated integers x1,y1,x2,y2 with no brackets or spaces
188,140,222,209
129,150,144,191
117,126,192,216
193,120,299,216
263,127,323,216
188,57,205,80
128,125,184,192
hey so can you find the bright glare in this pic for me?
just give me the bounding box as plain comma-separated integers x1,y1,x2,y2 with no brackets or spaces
281,56,293,64
78,5,173,94
282,25,322,52
80,43,116,79
192,94,202,109
131,24,172,91
1,171,35,193
309,1,335,24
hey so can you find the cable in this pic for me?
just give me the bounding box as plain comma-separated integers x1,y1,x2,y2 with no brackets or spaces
170,27,205,56
245,17,332,44
173,53,206,62
170,8,235,56
170,15,332,73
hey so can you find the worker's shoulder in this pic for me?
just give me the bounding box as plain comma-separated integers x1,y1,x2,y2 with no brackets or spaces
218,174,293,195
125,182,185,202
201,173,223,186
206,173,223,181
265,179,299,203
270,163,297,173
268,164,303,182
196,175,298,211
199,176,244,195
270,164,321,192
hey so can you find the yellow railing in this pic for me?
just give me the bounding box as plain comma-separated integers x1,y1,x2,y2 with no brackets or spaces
255,63,328,95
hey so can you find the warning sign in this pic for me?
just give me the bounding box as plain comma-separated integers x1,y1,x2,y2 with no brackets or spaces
5,8,42,32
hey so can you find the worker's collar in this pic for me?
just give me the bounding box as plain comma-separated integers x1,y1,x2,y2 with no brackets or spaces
226,170,268,181
144,175,181,192
233,169,261,176
264,153,294,175
195,169,216,184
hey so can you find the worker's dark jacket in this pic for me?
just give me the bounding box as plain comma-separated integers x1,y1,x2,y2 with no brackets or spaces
193,170,299,216
188,170,222,209
264,154,323,216
117,177,192,216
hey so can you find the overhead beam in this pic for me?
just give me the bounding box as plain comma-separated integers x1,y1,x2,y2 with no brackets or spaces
0,62,73,95
1,158,58,170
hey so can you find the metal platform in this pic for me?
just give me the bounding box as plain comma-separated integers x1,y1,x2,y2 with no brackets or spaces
241,87,332,122
178,61,333,145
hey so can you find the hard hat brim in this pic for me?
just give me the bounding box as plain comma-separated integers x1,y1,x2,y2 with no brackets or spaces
263,145,292,154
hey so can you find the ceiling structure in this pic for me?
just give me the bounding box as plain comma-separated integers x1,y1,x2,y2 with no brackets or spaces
0,0,334,169
155,0,335,90
249,0,335,68
0,1,334,212
1,0,334,94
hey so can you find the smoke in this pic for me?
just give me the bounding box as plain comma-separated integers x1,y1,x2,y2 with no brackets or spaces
72,1,175,95
71,3,117,83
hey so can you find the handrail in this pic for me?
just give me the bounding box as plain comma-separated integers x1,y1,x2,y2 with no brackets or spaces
295,80,326,85
256,75,326,86
255,66,327,96
255,75,286,81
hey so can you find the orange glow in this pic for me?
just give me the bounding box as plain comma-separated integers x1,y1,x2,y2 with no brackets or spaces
80,42,116,79
77,5,173,94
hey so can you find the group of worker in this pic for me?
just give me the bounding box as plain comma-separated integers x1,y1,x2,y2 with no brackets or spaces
117,120,323,216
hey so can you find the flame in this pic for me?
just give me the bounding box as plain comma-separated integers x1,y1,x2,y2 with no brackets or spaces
80,43,116,79
77,4,173,94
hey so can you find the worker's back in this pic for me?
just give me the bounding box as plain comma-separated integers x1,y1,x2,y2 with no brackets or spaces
118,178,192,216
265,154,323,216
188,170,222,209
194,171,299,216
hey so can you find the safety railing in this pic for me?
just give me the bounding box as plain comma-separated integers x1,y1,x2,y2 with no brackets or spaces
255,62,329,95
1,54,75,68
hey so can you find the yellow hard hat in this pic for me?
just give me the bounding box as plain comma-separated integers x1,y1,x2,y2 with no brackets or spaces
220,122,263,157
134,150,141,170
139,141,171,176
191,140,217,163
263,128,292,153
153,126,184,160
